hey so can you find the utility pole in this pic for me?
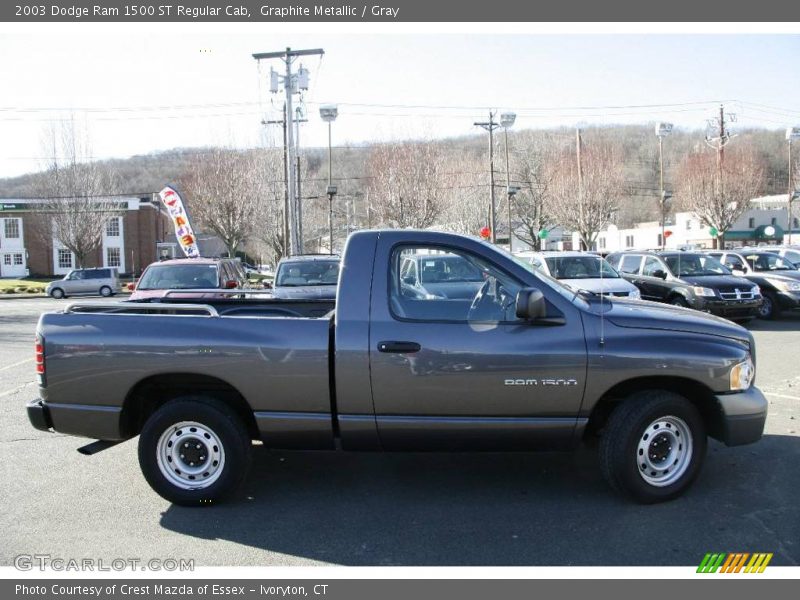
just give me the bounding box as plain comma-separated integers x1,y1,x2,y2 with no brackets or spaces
252,47,323,255
576,128,584,250
475,112,500,243
705,104,736,249
655,122,673,250
787,127,800,244
294,105,308,252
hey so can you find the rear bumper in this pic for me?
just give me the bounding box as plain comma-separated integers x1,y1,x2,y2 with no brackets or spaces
714,387,768,446
26,398,124,440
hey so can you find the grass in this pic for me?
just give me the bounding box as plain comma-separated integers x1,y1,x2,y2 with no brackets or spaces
0,278,51,294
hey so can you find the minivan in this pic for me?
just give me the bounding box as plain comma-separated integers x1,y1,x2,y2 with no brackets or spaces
46,268,121,299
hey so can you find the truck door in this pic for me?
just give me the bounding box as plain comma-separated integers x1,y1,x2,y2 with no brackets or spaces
368,238,587,450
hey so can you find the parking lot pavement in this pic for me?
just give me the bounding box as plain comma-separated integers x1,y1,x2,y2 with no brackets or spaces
1,298,798,566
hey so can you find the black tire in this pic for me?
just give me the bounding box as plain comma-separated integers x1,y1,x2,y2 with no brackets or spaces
757,293,780,320
50,287,65,299
599,390,706,504
669,295,689,308
138,396,252,506
99,285,112,297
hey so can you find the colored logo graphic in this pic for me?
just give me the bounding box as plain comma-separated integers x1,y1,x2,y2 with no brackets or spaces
697,552,773,573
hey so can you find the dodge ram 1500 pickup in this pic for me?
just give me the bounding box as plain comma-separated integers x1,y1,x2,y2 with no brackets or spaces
27,230,767,505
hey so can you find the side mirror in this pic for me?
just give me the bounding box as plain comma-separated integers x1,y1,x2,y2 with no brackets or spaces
515,288,547,320
402,275,415,285
653,269,667,280
262,281,273,290
223,280,238,289
126,282,136,291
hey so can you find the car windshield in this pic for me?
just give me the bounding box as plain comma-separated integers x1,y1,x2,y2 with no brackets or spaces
417,255,484,283
746,253,794,271
137,264,219,290
276,260,340,286
544,255,620,279
664,254,730,277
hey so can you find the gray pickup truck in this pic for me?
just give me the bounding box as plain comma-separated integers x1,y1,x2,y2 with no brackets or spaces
27,230,767,506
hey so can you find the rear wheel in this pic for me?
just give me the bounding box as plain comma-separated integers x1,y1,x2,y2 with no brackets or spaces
99,285,112,297
599,391,706,503
138,396,252,506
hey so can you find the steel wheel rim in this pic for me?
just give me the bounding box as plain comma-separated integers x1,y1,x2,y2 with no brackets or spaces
636,415,693,487
100,287,111,297
156,421,225,490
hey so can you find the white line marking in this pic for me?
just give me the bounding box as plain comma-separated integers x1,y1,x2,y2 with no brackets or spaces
0,358,33,373
0,381,34,398
763,391,800,401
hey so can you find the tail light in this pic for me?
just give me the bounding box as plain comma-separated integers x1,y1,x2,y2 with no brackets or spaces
35,333,46,386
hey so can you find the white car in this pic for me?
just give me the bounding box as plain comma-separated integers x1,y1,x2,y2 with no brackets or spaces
515,250,641,299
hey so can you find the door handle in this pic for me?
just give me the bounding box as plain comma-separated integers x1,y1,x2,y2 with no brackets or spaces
377,341,421,353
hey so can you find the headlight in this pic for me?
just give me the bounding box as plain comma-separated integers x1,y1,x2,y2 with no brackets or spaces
629,288,641,299
751,285,761,297
773,280,800,292
692,286,716,297
729,356,755,391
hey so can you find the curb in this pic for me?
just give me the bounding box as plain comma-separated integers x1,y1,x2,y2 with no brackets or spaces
0,293,132,301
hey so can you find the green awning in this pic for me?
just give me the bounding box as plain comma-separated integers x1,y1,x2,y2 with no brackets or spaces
754,224,784,240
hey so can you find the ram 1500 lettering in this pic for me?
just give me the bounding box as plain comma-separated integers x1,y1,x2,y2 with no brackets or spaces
27,230,767,505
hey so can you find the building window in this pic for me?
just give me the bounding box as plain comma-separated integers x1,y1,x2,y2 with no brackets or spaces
685,220,692,230
599,237,606,249
748,217,755,228
106,217,120,237
794,218,799,229
657,234,663,247
3,255,10,266
771,217,777,225
13,253,23,265
58,249,73,269
625,235,634,247
106,247,121,268
4,218,20,238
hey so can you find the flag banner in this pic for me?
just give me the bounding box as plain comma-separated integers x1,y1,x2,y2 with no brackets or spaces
159,186,199,258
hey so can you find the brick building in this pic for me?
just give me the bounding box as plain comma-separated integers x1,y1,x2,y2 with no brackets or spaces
0,196,174,278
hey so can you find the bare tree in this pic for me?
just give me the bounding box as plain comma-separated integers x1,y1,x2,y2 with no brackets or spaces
179,147,268,257
676,146,766,248
547,138,625,250
33,119,121,267
366,140,447,229
512,138,559,250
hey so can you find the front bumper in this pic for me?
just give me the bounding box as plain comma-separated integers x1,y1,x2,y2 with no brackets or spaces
714,386,768,446
695,298,762,320
776,290,800,310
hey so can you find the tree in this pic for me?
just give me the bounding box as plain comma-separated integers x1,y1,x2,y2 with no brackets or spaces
366,140,447,229
179,147,268,257
547,137,625,250
511,138,559,250
676,146,766,248
33,119,121,268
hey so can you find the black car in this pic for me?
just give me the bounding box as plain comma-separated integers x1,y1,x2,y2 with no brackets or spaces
708,250,800,319
606,251,762,322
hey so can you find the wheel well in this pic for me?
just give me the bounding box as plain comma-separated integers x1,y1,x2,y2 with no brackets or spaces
120,374,259,439
584,376,723,440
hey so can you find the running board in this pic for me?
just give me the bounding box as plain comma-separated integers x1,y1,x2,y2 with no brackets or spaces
77,440,122,455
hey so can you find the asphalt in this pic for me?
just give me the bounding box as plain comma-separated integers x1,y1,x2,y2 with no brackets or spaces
1,297,798,566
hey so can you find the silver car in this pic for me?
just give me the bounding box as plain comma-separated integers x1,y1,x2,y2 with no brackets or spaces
46,268,121,299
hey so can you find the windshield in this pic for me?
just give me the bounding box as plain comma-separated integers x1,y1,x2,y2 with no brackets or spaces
503,249,588,305
417,255,484,283
276,260,340,286
137,264,219,290
746,253,794,271
545,255,620,279
664,254,730,277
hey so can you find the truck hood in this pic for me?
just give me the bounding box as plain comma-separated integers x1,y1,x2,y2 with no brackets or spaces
271,285,337,300
597,298,751,343
678,274,756,290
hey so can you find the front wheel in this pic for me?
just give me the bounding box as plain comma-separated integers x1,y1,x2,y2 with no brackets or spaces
669,295,689,308
50,288,65,299
138,397,252,506
757,293,780,320
599,391,706,503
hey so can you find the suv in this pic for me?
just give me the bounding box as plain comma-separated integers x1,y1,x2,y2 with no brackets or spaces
515,251,641,299
46,268,121,299
708,250,800,319
606,251,762,321
129,258,248,300
271,255,340,299
742,245,800,269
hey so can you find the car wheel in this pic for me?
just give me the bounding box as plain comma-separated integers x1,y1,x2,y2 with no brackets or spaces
138,396,252,506
599,390,706,504
757,293,780,320
50,288,65,299
99,286,112,297
669,295,689,308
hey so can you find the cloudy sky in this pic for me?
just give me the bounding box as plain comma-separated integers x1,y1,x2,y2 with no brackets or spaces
0,27,798,178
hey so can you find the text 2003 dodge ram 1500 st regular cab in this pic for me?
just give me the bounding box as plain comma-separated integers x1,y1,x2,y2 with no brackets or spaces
27,230,767,505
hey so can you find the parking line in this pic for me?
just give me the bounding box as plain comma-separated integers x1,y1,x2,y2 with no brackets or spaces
763,391,800,401
0,358,33,373
0,381,34,398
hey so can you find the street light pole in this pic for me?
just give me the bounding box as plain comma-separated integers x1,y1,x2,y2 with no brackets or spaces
474,112,500,243
787,127,800,245
500,112,516,251
320,105,338,254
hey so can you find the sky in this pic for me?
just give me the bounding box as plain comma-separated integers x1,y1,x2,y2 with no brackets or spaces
0,30,799,178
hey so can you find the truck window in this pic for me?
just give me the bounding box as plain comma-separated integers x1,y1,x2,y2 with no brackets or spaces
390,246,522,323
619,255,643,275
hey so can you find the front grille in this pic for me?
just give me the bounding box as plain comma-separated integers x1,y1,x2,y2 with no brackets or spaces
718,287,756,301
600,291,631,297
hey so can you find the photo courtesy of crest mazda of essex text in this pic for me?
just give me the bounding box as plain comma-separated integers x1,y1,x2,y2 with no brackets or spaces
1,22,799,571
